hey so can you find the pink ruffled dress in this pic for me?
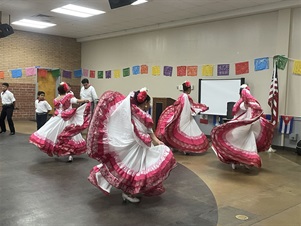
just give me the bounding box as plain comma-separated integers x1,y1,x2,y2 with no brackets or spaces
211,89,274,168
29,93,91,157
155,93,209,154
87,91,176,196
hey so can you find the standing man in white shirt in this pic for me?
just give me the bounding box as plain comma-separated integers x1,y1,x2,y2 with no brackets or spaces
0,83,16,135
80,78,98,114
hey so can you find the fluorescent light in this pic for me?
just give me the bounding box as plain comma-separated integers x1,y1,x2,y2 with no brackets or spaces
12,19,56,29
51,4,105,18
51,8,93,18
131,0,148,6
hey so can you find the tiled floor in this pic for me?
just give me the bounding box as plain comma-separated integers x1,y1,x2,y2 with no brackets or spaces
1,120,301,226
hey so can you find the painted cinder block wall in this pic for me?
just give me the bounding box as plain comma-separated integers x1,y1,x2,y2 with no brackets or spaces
0,30,82,119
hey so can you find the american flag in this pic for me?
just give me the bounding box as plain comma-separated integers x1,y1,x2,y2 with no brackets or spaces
268,61,279,126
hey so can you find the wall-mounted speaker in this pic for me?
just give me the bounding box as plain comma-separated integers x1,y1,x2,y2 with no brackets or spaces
108,0,137,9
0,23,14,38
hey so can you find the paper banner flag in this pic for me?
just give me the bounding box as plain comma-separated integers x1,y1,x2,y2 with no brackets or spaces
105,70,111,79
90,70,95,78
132,65,140,75
123,68,130,77
83,69,89,77
254,57,269,71
51,69,60,78
63,70,72,79
187,66,198,76
113,69,121,78
25,67,37,76
163,66,173,76
152,66,160,76
11,69,22,78
278,115,294,134
293,60,301,75
38,69,47,78
141,65,148,74
74,69,82,78
97,71,103,79
202,65,213,76
177,66,186,76
0,71,4,79
217,64,230,76
274,55,288,70
235,61,249,75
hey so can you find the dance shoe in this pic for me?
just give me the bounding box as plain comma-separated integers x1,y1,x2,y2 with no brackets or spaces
244,164,251,170
122,193,140,203
231,163,236,170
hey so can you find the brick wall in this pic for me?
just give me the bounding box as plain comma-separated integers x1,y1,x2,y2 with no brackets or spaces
3,83,36,120
0,30,82,119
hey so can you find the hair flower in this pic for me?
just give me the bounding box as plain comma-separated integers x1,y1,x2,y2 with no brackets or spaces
140,87,148,93
137,87,148,103
184,81,191,87
60,82,69,92
240,84,250,90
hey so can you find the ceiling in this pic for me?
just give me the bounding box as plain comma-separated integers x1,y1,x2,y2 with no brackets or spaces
0,0,300,42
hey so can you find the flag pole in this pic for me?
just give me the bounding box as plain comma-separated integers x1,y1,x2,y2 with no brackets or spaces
275,57,285,149
268,59,278,153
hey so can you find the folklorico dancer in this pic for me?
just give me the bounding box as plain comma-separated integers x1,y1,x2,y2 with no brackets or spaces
29,82,91,162
211,84,274,169
87,87,176,203
155,81,209,154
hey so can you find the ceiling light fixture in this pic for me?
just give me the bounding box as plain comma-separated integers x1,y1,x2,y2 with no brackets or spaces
51,4,105,18
12,19,56,29
131,0,148,6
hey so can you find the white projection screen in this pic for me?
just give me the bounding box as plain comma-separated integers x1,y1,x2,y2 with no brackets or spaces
198,78,245,116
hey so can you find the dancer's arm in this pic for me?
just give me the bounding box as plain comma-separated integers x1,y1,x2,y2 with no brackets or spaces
150,132,164,146
77,99,89,104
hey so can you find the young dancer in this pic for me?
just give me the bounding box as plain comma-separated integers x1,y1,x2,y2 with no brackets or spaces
35,91,52,130
87,88,176,203
29,82,90,162
211,84,274,169
155,81,209,154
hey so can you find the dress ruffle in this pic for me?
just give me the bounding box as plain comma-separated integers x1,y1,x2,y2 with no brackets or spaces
87,91,176,196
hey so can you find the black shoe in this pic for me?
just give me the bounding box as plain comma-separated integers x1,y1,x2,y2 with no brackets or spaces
10,132,15,135
0,131,6,133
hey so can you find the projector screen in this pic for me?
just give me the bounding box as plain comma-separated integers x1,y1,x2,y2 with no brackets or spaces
198,78,245,116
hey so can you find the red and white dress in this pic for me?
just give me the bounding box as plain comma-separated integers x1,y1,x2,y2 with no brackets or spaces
29,93,91,157
155,93,209,154
211,89,274,168
87,91,176,196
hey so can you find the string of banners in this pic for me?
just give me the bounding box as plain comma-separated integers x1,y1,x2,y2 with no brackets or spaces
1,55,301,79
